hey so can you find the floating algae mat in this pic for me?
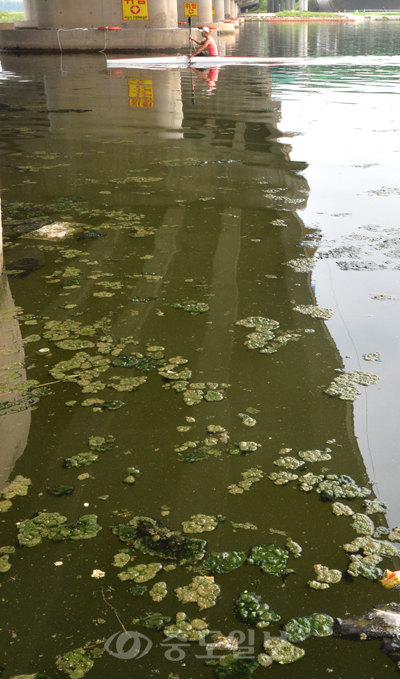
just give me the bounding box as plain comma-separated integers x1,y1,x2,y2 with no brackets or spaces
2,45,400,679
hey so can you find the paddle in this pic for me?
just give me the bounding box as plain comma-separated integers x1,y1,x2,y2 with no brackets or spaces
188,16,195,104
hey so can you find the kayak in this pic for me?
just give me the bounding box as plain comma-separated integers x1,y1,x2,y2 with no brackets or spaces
106,54,400,70
106,55,305,69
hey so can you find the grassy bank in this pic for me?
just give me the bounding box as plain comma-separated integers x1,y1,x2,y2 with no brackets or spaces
0,10,24,21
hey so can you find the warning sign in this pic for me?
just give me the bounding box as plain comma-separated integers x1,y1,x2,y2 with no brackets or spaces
212,5,215,14
122,0,148,21
128,78,154,108
184,2,198,17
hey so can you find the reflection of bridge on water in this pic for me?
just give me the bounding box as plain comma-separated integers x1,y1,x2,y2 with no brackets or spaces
0,51,370,494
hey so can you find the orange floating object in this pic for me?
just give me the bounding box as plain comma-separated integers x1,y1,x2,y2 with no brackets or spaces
380,570,400,590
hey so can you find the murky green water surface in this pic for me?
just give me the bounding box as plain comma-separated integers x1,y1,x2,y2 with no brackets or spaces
0,21,400,679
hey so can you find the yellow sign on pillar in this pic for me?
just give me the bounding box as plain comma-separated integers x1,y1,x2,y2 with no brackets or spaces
122,0,148,21
128,78,154,107
184,2,198,17
212,5,215,14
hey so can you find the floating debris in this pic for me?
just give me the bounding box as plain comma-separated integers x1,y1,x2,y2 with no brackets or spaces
163,612,209,641
181,514,224,534
91,569,105,579
236,316,279,332
380,569,400,589
284,614,334,642
263,638,305,664
175,575,220,609
248,544,289,576
149,581,167,602
118,562,163,583
293,304,333,320
324,370,380,401
130,584,147,597
200,551,247,575
235,590,280,628
112,516,207,564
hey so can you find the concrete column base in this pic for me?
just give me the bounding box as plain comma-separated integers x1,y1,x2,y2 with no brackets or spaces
0,27,189,52
218,20,235,32
0,23,15,30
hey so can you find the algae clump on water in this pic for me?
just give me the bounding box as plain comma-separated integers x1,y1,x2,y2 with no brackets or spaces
112,516,207,564
175,575,221,609
235,590,281,627
247,544,289,576
200,551,247,575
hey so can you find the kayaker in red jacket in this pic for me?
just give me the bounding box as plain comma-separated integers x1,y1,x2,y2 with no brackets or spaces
189,26,218,59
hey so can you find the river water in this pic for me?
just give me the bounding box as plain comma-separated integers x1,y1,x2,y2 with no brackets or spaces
0,20,400,679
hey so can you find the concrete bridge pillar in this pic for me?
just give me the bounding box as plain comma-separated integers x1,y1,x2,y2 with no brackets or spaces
0,197,2,275
224,0,231,17
299,0,308,9
214,0,225,20
195,0,213,24
35,0,178,30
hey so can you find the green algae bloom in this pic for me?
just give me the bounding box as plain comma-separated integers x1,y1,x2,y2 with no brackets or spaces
133,612,171,631
351,513,375,535
164,612,209,641
263,638,305,664
209,655,259,679
118,562,162,583
175,575,221,609
235,590,280,627
200,551,247,575
2,475,31,500
347,554,383,580
182,514,223,534
112,552,131,568
284,613,334,642
63,453,98,468
112,516,207,564
247,544,289,576
149,581,167,602
47,485,75,496
56,648,93,678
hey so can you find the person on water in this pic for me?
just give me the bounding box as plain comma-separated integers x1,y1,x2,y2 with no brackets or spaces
189,26,218,59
